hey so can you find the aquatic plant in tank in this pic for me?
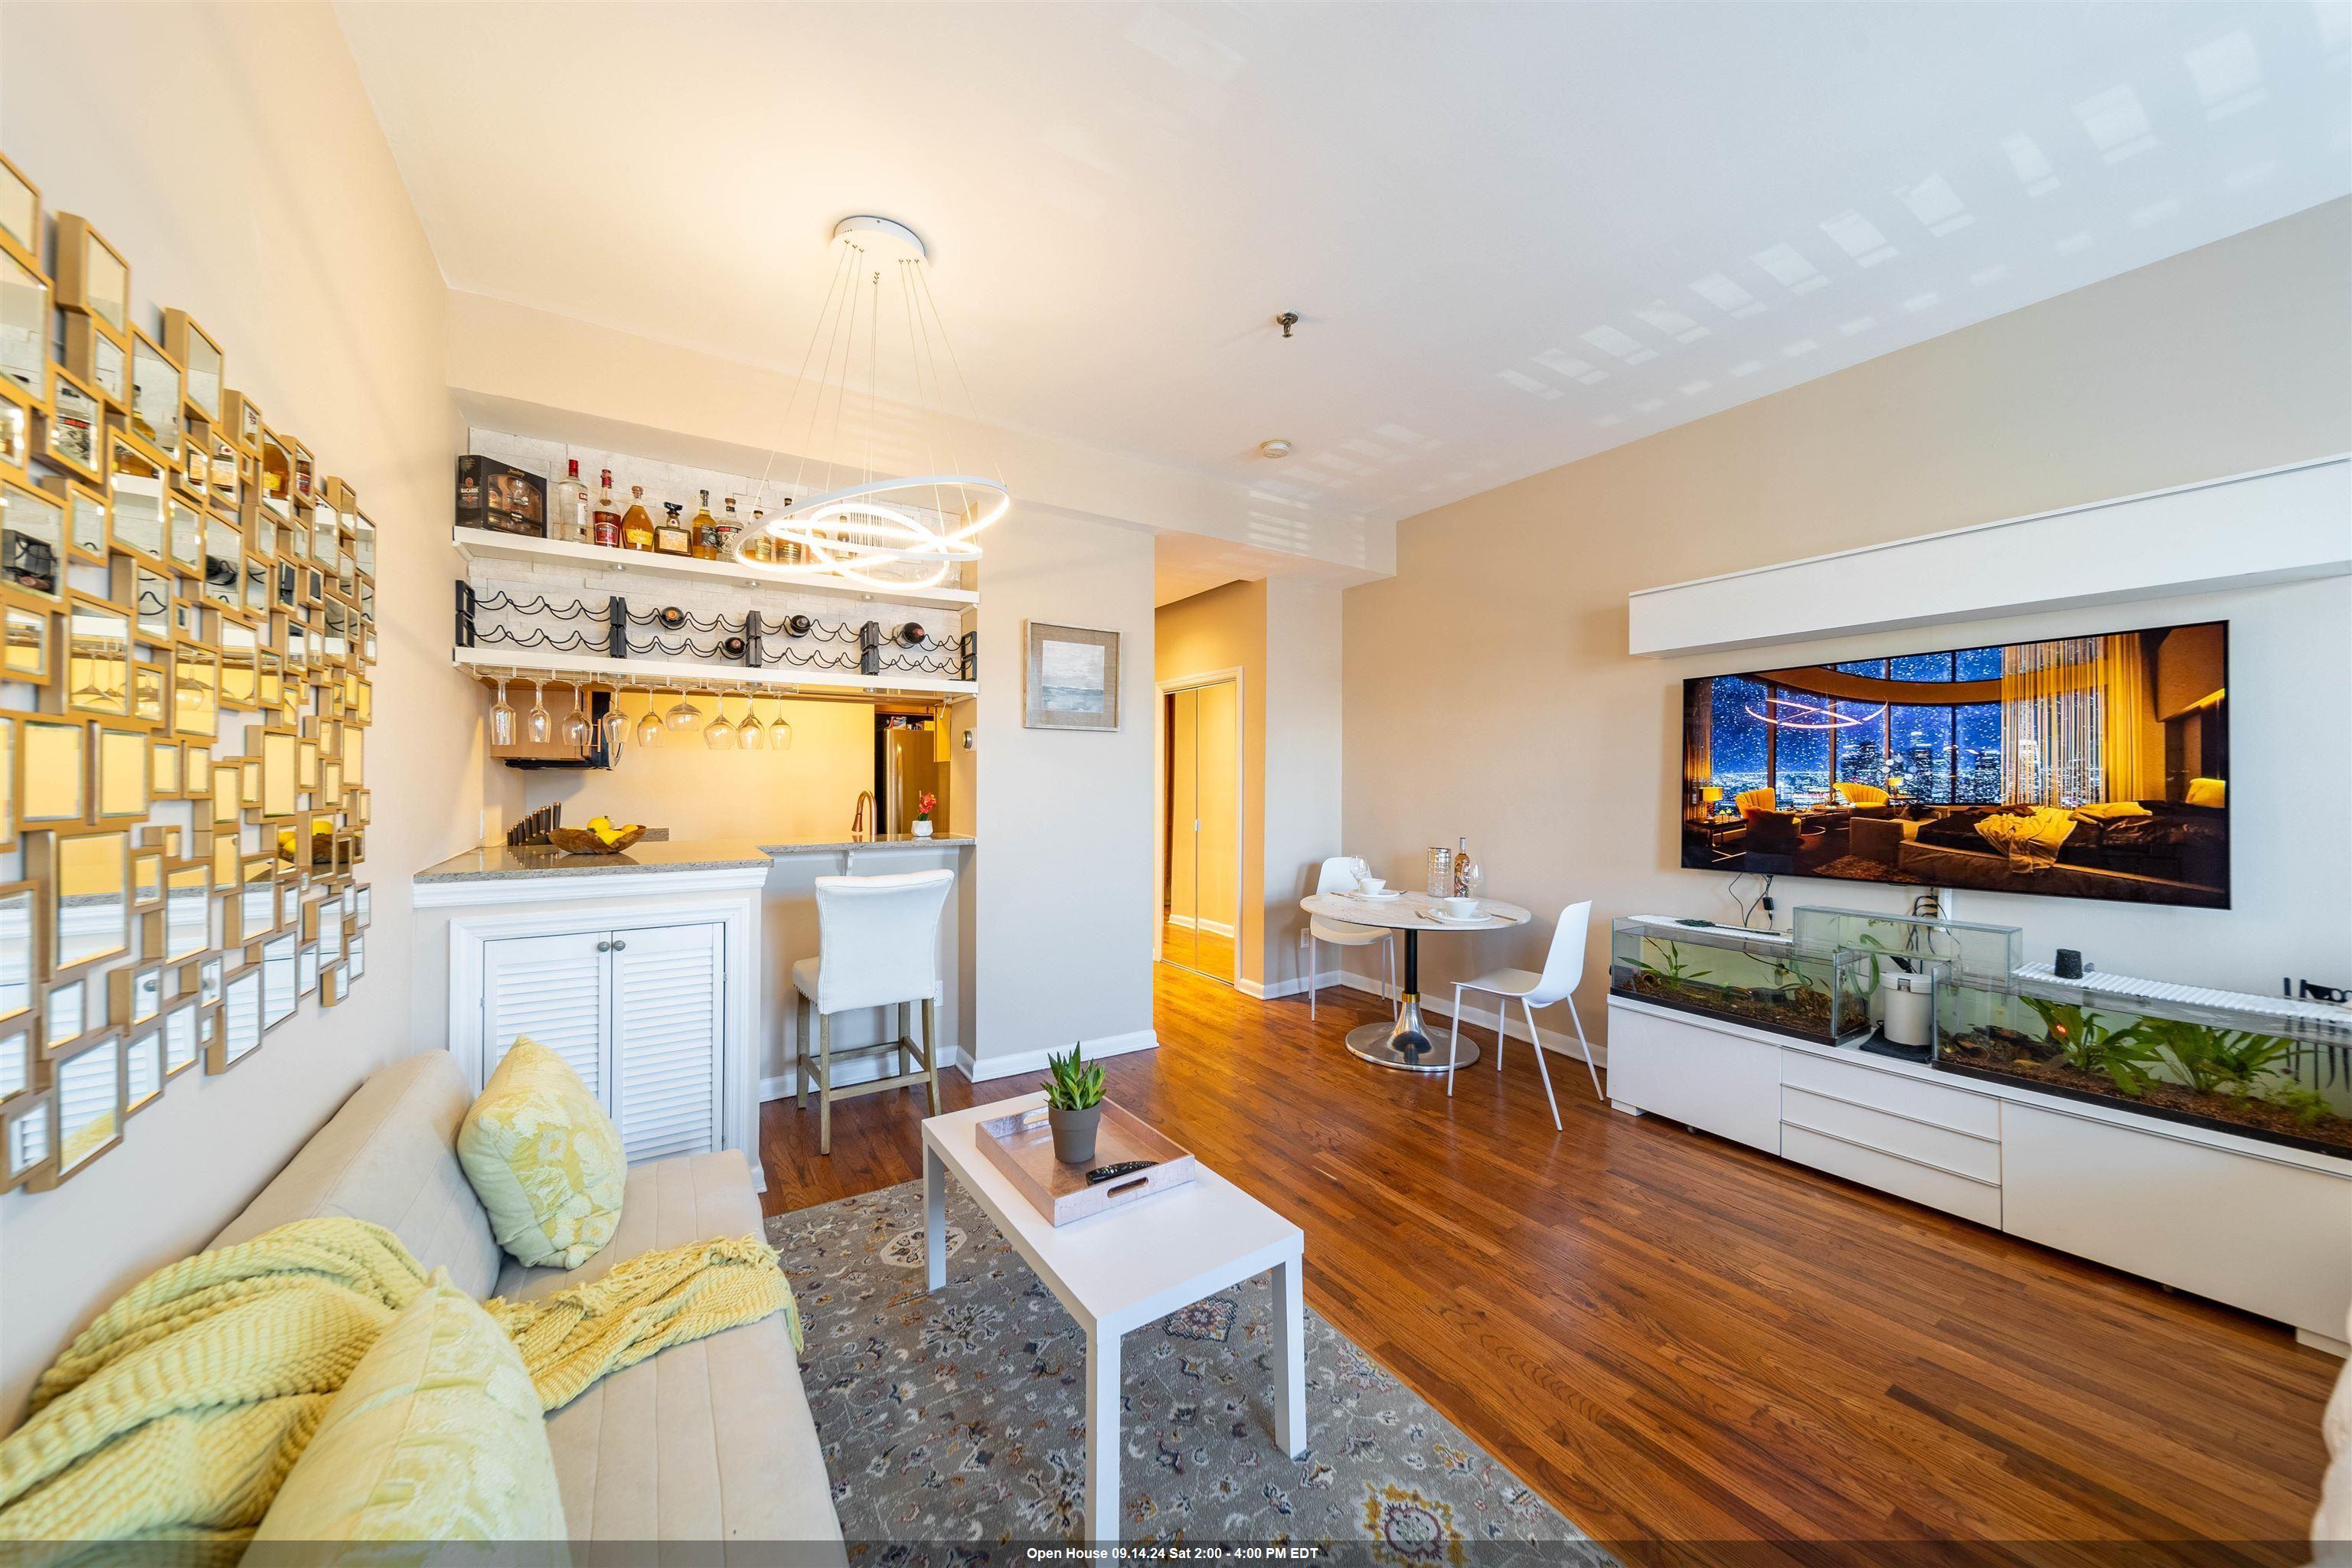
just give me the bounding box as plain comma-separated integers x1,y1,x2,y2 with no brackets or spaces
1606,920,1837,1040
1938,991,2352,1158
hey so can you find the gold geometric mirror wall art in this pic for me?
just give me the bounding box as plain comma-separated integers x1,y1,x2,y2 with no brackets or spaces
0,145,377,1195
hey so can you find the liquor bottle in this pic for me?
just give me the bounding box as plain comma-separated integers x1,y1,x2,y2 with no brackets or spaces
717,495,743,561
590,469,622,549
742,504,773,564
655,502,692,557
550,459,590,544
619,485,655,552
690,490,724,560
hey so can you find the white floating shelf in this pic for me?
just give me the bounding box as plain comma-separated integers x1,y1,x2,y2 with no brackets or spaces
451,527,981,612
452,648,976,701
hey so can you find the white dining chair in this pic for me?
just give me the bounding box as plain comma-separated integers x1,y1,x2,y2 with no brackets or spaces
1302,856,1397,1023
794,868,954,1155
1446,900,1599,1129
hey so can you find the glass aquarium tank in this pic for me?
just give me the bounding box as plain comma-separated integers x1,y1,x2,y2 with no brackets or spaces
1936,969,2352,1159
1607,916,1836,1042
1788,906,2025,1061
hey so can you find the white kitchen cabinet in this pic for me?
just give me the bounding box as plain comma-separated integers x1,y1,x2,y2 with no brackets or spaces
479,920,724,1164
425,861,767,1181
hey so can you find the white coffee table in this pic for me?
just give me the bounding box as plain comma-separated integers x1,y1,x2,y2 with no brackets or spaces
921,1094,1307,1543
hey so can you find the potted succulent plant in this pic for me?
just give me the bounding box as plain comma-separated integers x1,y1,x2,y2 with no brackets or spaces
912,791,936,838
1041,1043,1106,1164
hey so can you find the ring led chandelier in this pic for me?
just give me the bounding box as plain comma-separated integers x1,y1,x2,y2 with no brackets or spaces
736,214,1011,590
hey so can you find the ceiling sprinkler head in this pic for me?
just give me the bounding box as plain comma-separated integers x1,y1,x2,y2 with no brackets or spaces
1276,312,1299,338
1259,439,1294,459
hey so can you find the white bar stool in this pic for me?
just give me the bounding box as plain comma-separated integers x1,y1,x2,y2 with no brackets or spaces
795,868,953,1155
1446,900,1599,1129
1301,856,1398,1022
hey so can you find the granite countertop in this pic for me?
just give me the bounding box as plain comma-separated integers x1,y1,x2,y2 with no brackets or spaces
761,833,976,854
415,834,976,884
413,838,778,883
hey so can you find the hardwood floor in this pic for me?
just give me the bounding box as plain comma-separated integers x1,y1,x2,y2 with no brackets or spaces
759,963,2335,1556
1158,916,1235,983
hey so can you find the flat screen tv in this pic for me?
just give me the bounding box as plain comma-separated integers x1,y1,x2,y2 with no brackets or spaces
1681,620,2229,908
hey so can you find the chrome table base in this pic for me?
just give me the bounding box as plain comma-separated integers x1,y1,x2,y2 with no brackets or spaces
1344,991,1480,1072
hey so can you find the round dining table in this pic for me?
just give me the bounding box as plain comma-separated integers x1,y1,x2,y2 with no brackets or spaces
1298,890,1531,1071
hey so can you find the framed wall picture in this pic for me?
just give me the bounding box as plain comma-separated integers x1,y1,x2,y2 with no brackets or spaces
53,214,130,332
61,312,128,412
1023,622,1122,732
0,374,31,483
2,1086,51,1192
64,479,109,567
1,250,51,400
34,1027,123,1187
0,152,38,269
41,362,105,486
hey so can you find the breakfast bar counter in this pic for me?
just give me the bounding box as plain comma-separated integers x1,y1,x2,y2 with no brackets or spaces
414,834,976,884
410,835,975,1152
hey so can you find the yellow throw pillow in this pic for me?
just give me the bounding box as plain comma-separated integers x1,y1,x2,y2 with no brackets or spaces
2185,776,2226,808
458,1037,625,1269
253,1277,565,1546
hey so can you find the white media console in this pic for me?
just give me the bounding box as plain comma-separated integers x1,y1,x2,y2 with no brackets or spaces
1606,992,2352,1355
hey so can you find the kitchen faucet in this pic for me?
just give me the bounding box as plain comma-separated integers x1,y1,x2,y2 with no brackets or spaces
851,790,874,841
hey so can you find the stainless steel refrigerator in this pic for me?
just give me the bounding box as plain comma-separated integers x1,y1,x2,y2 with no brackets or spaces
882,720,948,836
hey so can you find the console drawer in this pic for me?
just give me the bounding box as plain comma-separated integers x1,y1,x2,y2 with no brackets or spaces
1781,1086,2001,1185
1781,1049,2000,1139
1782,1123,2002,1228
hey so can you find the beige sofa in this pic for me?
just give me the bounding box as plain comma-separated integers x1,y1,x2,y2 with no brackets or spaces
213,1051,844,1554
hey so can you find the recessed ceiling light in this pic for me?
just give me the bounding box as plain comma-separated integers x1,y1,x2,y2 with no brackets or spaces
1259,439,1294,459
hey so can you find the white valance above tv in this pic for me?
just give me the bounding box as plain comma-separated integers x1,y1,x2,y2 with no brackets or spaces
1627,456,2350,659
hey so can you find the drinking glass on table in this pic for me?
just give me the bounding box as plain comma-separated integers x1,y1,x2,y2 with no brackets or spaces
1461,861,1485,903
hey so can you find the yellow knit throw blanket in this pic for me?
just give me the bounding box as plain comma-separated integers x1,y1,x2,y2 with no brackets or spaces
0,1217,796,1547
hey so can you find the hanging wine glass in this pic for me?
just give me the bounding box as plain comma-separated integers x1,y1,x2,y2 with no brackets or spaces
599,684,631,755
769,710,793,750
524,678,551,745
635,690,667,747
738,694,766,750
665,691,702,731
704,696,735,750
488,674,516,748
560,681,590,749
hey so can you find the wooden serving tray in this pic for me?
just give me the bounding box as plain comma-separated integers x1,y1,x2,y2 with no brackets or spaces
975,1101,1197,1226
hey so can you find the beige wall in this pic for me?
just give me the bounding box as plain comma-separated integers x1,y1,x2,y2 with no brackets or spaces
972,514,1157,1066
1341,200,2352,1032
0,4,475,1421
517,694,874,842
1260,578,1344,995
1156,582,1266,986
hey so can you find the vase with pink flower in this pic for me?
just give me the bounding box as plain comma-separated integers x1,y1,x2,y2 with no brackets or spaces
912,791,936,838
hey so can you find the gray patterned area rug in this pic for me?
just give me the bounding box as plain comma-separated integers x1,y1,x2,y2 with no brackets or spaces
766,1181,1611,1564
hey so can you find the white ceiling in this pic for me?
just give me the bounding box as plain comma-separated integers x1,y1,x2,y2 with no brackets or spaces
338,2,2350,539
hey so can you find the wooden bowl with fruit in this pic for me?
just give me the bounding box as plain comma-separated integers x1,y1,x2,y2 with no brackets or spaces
545,818,646,856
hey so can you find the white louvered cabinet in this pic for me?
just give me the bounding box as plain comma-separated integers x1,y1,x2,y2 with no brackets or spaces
479,920,725,1164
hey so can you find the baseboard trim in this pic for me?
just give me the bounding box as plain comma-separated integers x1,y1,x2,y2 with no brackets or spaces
1161,913,1238,939
965,1027,1161,1083
1241,969,1354,1001
1328,972,1608,1066
760,1044,969,1102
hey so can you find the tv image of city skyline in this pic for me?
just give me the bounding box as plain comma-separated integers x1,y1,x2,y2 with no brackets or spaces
1679,622,2232,910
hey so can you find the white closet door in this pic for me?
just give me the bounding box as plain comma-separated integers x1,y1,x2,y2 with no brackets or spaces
481,930,611,1099
609,921,724,1164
